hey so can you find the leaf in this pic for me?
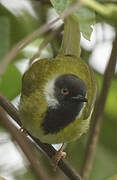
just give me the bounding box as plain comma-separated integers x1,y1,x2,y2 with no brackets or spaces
0,64,21,100
0,16,10,60
50,0,72,14
73,6,95,40
50,0,96,40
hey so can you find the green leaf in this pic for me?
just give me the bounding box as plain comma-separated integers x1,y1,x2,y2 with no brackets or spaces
50,0,72,14
0,16,10,60
73,6,95,40
0,64,21,100
50,0,96,40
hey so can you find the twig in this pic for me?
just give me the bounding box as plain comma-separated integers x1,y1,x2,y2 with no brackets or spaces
0,93,81,180
30,25,63,65
0,17,59,75
0,0,82,75
0,107,50,180
0,94,22,126
81,29,117,180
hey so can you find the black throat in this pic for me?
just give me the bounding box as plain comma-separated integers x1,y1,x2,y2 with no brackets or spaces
41,102,83,134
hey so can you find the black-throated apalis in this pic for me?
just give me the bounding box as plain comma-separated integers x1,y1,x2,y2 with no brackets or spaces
19,17,97,167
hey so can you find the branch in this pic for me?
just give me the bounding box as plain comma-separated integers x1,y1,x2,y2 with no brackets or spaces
81,29,117,180
30,25,63,65
0,0,82,75
0,93,81,180
0,17,60,75
0,107,50,180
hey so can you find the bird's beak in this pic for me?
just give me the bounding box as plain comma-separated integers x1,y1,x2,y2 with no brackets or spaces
72,95,88,102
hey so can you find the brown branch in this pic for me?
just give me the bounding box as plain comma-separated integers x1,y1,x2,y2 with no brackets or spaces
0,93,81,180
81,29,117,180
0,17,60,75
0,0,82,75
0,95,22,126
0,107,50,180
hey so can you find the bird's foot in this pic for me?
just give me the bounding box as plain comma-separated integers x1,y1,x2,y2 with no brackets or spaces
52,144,66,170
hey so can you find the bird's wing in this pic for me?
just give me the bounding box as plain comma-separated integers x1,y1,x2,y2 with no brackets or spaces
21,59,49,97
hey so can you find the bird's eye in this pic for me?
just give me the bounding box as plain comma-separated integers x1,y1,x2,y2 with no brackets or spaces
61,88,69,95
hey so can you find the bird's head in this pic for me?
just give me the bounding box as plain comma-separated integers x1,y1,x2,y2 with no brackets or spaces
44,74,88,108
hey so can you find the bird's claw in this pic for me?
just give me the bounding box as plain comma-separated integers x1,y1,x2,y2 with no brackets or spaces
52,150,66,170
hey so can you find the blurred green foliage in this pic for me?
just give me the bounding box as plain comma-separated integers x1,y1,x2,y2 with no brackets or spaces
0,16,10,60
0,0,117,180
0,64,21,100
106,174,117,180
14,169,37,180
0,2,39,46
83,0,117,27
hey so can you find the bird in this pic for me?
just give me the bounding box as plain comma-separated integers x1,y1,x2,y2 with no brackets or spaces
19,54,97,167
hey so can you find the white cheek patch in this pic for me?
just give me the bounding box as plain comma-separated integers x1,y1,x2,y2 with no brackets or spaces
44,76,59,108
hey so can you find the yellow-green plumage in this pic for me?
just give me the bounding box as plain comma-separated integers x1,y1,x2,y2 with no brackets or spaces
19,55,97,144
